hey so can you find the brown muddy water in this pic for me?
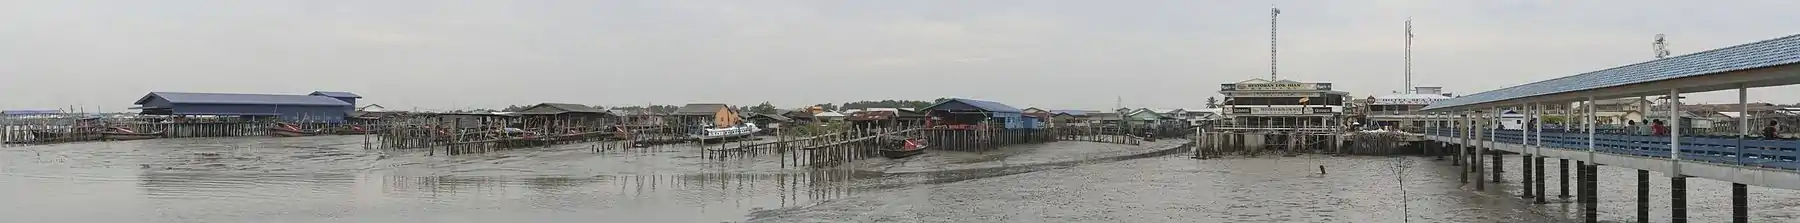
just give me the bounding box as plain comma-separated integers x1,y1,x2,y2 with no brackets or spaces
2,136,1797,222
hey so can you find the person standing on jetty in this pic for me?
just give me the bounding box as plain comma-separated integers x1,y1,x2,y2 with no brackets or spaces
1765,120,1782,140
1651,120,1670,136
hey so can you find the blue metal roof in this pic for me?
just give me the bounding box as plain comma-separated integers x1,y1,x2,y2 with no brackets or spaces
1424,34,1800,111
1,110,61,115
308,91,362,98
928,98,1023,113
135,92,352,106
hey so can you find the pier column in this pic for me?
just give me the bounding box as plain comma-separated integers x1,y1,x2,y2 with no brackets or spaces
1535,155,1546,203
1475,108,1488,191
1492,152,1503,183
1459,112,1470,184
1672,176,1687,223
1638,169,1649,223
1521,154,1533,199
1560,159,1570,199
1733,183,1748,223
1583,164,1598,223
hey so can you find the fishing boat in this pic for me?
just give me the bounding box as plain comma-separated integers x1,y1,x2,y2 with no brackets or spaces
329,125,372,135
268,122,322,137
881,137,928,159
101,126,163,141
690,108,760,141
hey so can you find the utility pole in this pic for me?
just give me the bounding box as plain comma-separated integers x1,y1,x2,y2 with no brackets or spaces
1270,7,1281,81
1405,18,1414,94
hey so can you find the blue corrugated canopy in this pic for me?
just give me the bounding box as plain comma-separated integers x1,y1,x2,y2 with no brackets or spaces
309,91,363,98
927,98,1023,113
136,92,352,106
1424,34,1800,111
1,110,62,115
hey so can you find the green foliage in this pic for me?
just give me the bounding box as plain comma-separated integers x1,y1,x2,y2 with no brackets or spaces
745,102,779,114
813,103,839,111
784,122,847,136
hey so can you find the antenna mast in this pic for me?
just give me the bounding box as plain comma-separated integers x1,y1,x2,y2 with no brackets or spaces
1405,18,1414,94
1653,34,1671,59
1270,7,1281,81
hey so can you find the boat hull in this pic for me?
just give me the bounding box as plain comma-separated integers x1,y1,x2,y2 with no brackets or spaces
881,148,924,159
692,132,756,142
269,129,320,137
104,132,163,141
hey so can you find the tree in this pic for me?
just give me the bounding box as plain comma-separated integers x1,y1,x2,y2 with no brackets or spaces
814,103,839,111
1206,97,1219,108
747,102,779,114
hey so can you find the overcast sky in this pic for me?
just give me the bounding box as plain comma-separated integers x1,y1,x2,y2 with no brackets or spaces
3,0,1798,112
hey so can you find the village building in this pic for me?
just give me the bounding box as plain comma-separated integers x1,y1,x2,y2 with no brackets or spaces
1219,79,1349,129
131,91,361,123
517,103,617,131
1362,87,1454,130
921,98,1029,129
672,103,736,126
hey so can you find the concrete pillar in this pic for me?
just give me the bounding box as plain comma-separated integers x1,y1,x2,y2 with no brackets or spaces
1535,155,1546,203
1475,109,1488,191
1522,154,1533,199
1560,159,1570,199
1734,183,1749,223
1639,169,1650,223
1459,113,1470,184
1673,176,1687,223
1584,164,1598,223
1492,152,1503,183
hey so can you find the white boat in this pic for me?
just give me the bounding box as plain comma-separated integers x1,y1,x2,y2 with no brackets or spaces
692,123,761,141
691,108,760,141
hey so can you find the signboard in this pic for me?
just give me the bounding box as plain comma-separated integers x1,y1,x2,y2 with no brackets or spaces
1250,107,1309,115
1221,82,1332,91
1372,98,1449,105
1226,92,1320,97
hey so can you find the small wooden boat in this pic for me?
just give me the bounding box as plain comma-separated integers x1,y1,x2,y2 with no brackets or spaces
881,138,928,159
328,125,372,135
102,126,163,141
269,122,322,137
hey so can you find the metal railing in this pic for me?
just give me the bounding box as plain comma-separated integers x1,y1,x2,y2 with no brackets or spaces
1425,127,1800,170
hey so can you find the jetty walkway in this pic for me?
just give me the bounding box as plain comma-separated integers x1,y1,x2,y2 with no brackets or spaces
1415,33,1800,223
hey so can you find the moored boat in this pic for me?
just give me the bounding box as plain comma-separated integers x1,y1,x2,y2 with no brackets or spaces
269,122,322,137
692,123,760,142
690,109,760,142
881,137,929,159
101,126,163,141
329,125,372,135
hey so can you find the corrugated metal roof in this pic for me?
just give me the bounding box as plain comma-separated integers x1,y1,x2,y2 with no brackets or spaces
930,98,1023,113
1424,34,1800,111
308,91,362,98
1049,110,1091,116
519,103,608,115
1,110,61,115
673,103,729,116
136,92,351,106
